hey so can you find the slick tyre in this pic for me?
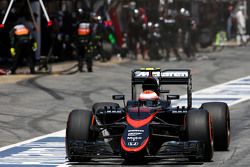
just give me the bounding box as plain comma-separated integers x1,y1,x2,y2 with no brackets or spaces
92,102,120,114
66,109,94,162
186,110,213,162
201,102,230,151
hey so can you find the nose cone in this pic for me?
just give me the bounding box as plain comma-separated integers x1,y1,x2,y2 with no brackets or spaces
120,125,149,153
121,136,149,152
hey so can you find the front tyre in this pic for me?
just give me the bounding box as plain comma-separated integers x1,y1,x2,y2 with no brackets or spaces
201,102,230,150
66,109,95,162
186,110,213,162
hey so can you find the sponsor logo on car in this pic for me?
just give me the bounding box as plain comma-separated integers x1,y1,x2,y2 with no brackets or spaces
134,71,189,78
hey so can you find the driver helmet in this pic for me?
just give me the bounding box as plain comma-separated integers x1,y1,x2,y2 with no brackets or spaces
139,90,159,100
139,90,159,106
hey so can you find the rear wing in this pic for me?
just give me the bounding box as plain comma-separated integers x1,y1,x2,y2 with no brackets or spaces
132,68,191,85
131,68,192,109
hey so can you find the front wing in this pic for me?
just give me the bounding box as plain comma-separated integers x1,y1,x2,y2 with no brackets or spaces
67,140,205,160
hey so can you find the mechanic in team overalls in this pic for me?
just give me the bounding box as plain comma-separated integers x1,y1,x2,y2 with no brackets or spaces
160,10,181,61
76,14,93,72
9,20,36,74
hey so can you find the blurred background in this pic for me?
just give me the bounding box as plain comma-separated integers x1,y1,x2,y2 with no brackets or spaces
0,0,249,70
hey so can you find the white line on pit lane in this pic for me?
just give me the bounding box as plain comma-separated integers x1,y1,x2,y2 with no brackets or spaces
176,75,250,107
0,130,67,166
1,75,250,166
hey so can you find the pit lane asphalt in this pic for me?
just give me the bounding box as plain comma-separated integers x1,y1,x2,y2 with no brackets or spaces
1,47,250,166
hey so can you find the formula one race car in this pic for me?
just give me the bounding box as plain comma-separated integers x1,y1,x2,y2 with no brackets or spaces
66,68,230,162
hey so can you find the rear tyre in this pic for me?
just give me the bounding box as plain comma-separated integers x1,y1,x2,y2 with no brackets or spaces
201,102,230,150
66,109,94,162
186,110,213,162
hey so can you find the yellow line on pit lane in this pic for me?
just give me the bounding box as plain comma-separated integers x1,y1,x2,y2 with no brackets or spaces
0,75,36,84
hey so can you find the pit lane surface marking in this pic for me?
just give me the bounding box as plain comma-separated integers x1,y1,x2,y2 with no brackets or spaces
0,75,35,84
177,75,250,107
1,75,250,166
